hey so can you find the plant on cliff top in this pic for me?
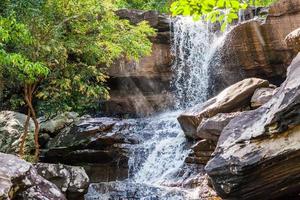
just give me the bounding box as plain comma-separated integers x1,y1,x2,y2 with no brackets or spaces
170,0,278,31
0,0,155,161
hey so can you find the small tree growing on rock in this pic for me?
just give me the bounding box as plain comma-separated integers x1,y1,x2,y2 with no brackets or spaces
0,17,49,161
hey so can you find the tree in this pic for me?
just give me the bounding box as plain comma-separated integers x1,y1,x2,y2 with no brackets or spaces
0,16,49,161
0,0,155,161
116,0,171,13
170,0,277,31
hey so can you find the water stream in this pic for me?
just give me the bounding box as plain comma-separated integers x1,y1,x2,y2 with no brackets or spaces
85,17,226,200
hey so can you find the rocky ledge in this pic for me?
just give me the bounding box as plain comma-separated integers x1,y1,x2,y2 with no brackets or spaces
205,53,300,200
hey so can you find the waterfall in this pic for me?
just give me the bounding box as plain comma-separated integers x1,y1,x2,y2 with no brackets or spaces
85,17,227,200
171,17,226,108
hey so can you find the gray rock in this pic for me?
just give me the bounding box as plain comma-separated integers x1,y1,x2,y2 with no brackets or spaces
39,112,80,135
42,117,139,182
196,112,242,141
0,111,34,154
205,53,300,199
35,163,89,200
251,87,275,108
0,153,66,200
178,78,269,138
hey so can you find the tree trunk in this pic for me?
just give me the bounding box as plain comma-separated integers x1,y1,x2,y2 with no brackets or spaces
18,109,31,158
24,83,40,162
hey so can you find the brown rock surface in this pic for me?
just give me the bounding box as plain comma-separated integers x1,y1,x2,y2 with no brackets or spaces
285,27,300,52
251,87,275,108
185,140,216,165
196,112,242,141
211,0,300,94
205,53,300,200
178,78,269,138
103,10,172,116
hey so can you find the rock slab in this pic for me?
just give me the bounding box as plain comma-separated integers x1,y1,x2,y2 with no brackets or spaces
205,53,300,200
178,78,269,138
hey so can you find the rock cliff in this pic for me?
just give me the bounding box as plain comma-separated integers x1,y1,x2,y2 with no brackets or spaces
102,10,173,117
210,0,300,94
205,53,300,200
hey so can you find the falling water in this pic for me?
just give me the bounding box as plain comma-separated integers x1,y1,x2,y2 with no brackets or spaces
85,17,227,200
171,17,226,108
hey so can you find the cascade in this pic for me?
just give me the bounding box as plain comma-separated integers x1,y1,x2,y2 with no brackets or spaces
85,17,227,200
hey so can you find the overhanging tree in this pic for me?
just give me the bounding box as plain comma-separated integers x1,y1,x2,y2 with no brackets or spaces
0,0,155,161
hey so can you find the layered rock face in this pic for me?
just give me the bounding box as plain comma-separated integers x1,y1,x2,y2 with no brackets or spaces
42,116,140,182
179,78,276,167
102,10,172,117
0,153,66,200
211,0,300,93
205,54,300,200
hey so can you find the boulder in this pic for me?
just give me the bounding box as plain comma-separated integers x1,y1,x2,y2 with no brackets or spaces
210,0,300,94
251,87,275,108
42,117,140,182
0,153,66,200
205,53,300,200
35,163,89,200
196,112,242,141
285,27,300,52
0,111,34,154
39,112,80,135
116,9,170,33
178,78,269,138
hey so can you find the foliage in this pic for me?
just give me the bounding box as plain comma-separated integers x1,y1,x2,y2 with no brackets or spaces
116,0,170,13
170,0,278,31
0,0,156,161
1,0,155,115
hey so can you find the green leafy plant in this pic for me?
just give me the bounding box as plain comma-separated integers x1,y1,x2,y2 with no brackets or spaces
170,0,278,31
0,0,155,161
0,16,49,161
116,0,171,13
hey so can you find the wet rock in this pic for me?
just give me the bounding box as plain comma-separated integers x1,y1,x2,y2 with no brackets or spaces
178,78,269,138
35,163,89,200
212,0,300,94
196,112,242,141
0,111,34,154
205,53,300,200
285,27,300,52
251,87,275,108
85,181,190,200
0,153,66,200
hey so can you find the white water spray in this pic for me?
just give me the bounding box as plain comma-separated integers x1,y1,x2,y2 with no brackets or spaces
171,17,226,108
